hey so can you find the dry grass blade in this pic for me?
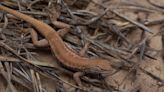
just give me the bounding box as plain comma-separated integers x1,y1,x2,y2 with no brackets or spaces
31,69,40,92
13,67,31,82
92,1,154,34
110,10,153,34
139,67,164,86
0,62,17,92
0,62,33,90
0,0,163,91
85,36,128,55
36,73,42,92
0,41,55,67
0,55,21,62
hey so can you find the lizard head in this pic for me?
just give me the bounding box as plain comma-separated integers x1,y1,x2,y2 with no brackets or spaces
85,59,117,79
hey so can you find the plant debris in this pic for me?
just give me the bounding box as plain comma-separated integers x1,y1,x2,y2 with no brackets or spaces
0,0,164,92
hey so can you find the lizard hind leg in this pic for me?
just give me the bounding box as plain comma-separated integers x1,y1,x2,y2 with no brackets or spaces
22,26,69,47
23,28,49,47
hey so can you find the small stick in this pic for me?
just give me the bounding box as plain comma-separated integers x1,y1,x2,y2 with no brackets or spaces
110,10,153,34
92,1,154,34
147,0,164,9
0,41,55,67
139,67,164,86
0,62,17,92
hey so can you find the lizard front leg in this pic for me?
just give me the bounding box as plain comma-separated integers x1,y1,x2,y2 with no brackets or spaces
73,72,91,91
73,72,84,87
73,72,103,91
52,20,70,37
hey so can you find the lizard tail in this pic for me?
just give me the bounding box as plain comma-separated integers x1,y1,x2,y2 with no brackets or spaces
0,5,53,37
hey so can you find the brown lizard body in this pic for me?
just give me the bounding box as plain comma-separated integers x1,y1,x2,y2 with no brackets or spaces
0,5,114,82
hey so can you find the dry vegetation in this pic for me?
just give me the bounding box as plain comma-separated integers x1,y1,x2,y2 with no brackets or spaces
0,0,164,92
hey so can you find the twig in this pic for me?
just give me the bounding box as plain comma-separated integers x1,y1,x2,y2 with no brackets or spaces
84,6,111,25
37,67,87,91
120,38,146,85
111,10,154,34
85,36,128,55
27,0,40,9
0,55,21,62
92,1,154,34
20,11,48,16
120,1,164,13
31,69,40,92
109,24,131,45
0,41,87,92
147,0,164,9
139,67,164,86
127,38,147,59
0,62,33,90
0,62,17,92
0,41,55,67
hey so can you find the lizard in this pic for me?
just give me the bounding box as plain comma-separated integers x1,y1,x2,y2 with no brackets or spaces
0,4,117,86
